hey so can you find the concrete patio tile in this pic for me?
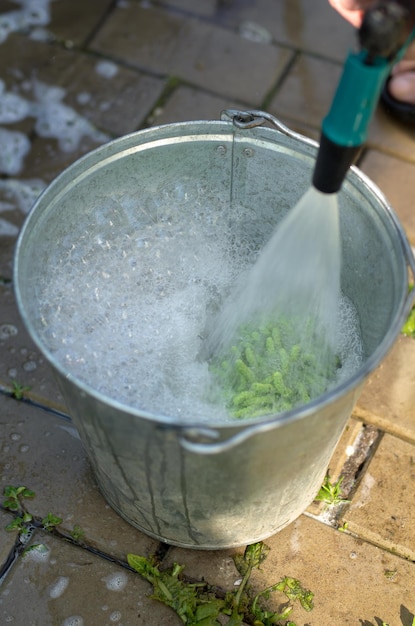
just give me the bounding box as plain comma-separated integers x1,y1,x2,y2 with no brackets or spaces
149,84,245,126
359,149,415,244
164,546,241,591
0,509,16,572
90,4,293,103
269,54,342,129
0,284,66,411
356,336,415,445
0,34,76,94
0,394,159,561
368,105,415,161
343,433,415,561
156,0,218,17
0,32,164,139
216,0,356,63
48,0,114,46
0,534,178,625
57,55,166,137
245,514,415,625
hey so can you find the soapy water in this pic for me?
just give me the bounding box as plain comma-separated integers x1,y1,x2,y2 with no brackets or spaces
37,194,364,424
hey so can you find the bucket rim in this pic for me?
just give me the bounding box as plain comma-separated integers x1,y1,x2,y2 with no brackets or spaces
13,119,415,435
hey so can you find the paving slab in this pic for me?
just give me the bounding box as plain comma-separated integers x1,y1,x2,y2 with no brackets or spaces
48,0,114,46
0,394,160,562
0,283,66,411
356,335,415,445
269,54,342,129
155,0,218,18
164,546,241,592
215,0,356,62
90,4,293,103
246,514,415,625
0,509,16,574
343,433,415,561
368,105,415,161
55,54,166,137
0,533,178,625
149,84,245,125
359,149,415,243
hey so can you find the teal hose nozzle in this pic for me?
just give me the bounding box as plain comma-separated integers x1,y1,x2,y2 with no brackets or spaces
313,51,390,194
313,0,415,194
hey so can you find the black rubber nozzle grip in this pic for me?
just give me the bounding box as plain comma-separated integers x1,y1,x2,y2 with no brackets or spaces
312,133,362,194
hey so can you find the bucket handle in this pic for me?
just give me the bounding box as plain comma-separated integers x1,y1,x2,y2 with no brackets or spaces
221,109,318,148
178,424,271,455
177,413,297,455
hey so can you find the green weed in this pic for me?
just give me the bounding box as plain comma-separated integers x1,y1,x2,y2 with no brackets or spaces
128,541,314,626
315,475,349,508
10,381,31,400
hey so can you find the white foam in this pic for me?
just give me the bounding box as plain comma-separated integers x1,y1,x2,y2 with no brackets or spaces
95,60,119,79
32,80,109,152
0,79,30,122
23,543,50,563
0,128,31,175
49,576,69,599
0,178,46,214
0,0,51,44
104,571,128,592
62,617,83,626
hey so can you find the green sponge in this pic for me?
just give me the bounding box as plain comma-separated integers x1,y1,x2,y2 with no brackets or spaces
209,318,341,419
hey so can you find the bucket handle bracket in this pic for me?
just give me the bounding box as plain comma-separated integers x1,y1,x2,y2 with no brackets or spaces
221,109,317,147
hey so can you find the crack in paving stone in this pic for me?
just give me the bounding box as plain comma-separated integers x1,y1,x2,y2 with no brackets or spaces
339,424,382,499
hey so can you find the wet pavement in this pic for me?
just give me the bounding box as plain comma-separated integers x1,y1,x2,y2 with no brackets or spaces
1,1,415,624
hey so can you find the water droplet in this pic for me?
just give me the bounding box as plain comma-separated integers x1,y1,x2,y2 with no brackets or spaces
7,368,17,378
10,432,21,441
0,324,18,339
104,571,128,592
62,617,83,626
110,611,122,622
19,444,29,453
23,360,37,372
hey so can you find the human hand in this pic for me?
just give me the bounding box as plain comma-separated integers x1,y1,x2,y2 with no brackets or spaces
328,0,376,26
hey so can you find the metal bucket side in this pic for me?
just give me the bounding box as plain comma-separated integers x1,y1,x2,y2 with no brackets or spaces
14,120,413,548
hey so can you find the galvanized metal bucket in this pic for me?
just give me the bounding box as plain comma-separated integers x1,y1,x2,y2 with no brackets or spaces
14,111,415,549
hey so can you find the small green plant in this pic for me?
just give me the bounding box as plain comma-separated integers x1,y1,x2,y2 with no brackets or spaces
3,486,62,538
5,512,33,535
70,524,85,542
402,284,415,337
402,307,415,337
128,541,314,625
315,475,349,508
3,485,35,512
10,381,32,400
209,317,340,419
41,512,63,530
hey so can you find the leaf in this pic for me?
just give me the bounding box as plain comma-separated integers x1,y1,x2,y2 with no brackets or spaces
127,554,223,625
234,542,270,576
41,513,63,530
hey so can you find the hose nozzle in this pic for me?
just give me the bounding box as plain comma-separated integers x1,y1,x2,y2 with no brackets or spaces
313,0,415,194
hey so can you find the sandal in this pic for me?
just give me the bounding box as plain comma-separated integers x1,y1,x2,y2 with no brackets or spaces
381,76,415,124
